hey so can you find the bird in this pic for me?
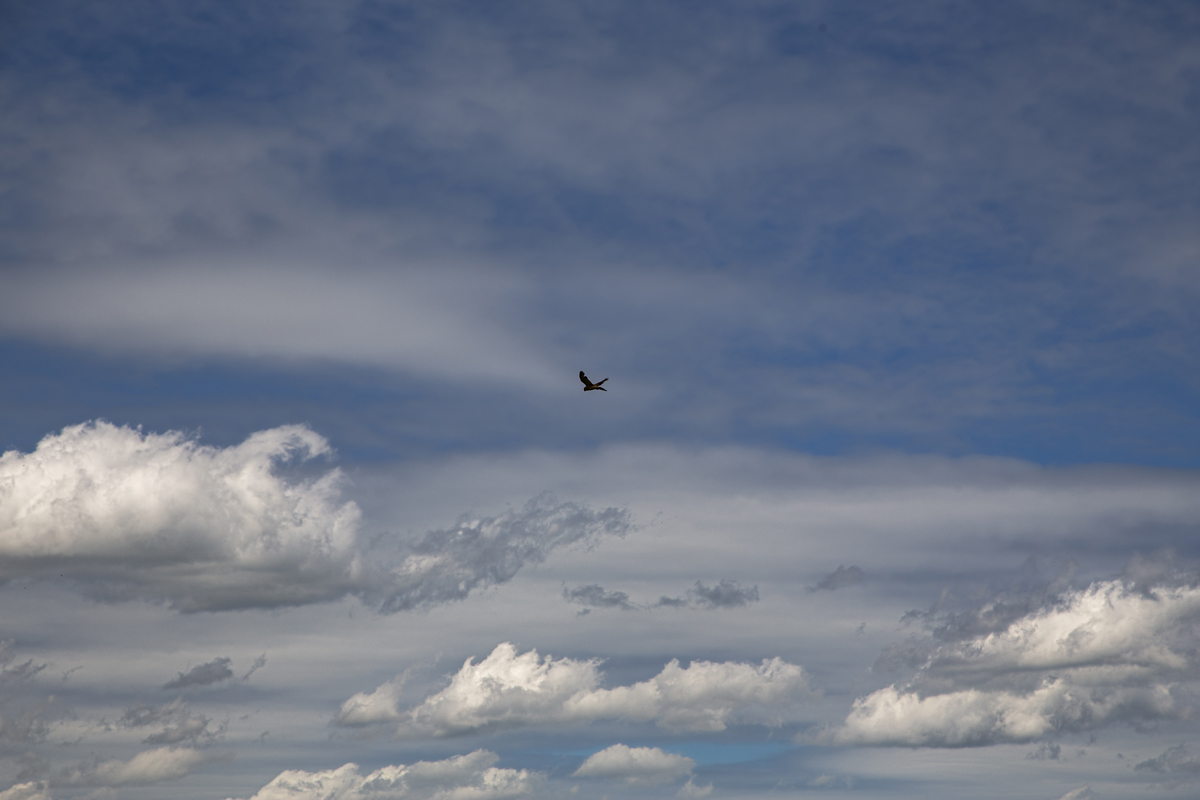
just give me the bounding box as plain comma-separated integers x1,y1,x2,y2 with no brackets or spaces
579,371,608,391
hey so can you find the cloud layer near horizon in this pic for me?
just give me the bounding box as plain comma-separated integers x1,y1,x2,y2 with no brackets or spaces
229,750,539,800
337,642,809,735
0,422,628,612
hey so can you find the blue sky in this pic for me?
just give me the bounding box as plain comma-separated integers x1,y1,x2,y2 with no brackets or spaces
1,1,1199,799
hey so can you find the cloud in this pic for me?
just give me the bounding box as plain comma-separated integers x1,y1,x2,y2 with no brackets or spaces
654,580,760,610
572,744,693,786
162,657,233,689
1054,789,1094,800
120,699,222,745
56,746,219,787
809,565,865,592
835,578,1200,746
835,680,1179,748
566,580,759,611
0,784,51,800
0,422,629,612
350,642,808,736
676,777,714,798
687,580,760,609
241,654,267,681
563,585,634,611
336,676,408,727
368,496,631,614
0,642,62,746
1135,744,1200,778
229,750,540,800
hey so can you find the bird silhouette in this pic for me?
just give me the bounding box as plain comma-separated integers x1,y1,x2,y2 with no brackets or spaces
579,371,608,391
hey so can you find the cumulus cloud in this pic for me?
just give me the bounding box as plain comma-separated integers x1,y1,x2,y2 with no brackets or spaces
336,676,408,727
0,784,51,800
56,746,219,787
162,657,233,690
835,579,1200,746
229,750,540,800
572,744,694,786
343,642,809,736
809,565,865,592
0,422,629,612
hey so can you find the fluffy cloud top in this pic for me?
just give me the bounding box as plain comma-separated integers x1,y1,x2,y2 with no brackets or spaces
572,744,694,786
836,579,1200,746
0,784,51,800
0,422,627,612
230,750,539,800
343,642,809,736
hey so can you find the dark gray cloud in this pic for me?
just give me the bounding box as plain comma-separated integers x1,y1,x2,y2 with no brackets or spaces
122,699,223,745
0,642,63,748
240,654,267,681
1136,744,1200,777
563,584,635,611
162,658,233,690
367,495,632,614
809,565,865,592
651,581,760,610
687,580,760,609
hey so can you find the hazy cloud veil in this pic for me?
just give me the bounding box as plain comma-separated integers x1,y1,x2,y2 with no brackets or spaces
0,0,1198,798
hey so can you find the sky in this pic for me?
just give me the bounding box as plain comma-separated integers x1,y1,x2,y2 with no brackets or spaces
0,1,1199,798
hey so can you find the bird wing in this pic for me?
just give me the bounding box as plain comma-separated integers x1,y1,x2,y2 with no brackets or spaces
579,371,594,387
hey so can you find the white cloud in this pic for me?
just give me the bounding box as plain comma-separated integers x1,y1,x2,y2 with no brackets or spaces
676,777,713,798
835,680,1178,747
355,642,808,736
0,422,628,612
57,746,216,786
0,784,52,800
572,744,694,786
0,421,360,611
835,580,1200,746
229,750,540,800
337,676,407,726
1054,788,1094,800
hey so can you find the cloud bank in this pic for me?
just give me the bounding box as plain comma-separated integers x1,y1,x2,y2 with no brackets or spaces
340,642,809,736
836,578,1200,746
230,750,539,800
572,744,694,786
0,422,628,612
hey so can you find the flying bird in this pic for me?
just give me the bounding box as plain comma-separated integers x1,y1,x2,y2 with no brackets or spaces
579,371,608,391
